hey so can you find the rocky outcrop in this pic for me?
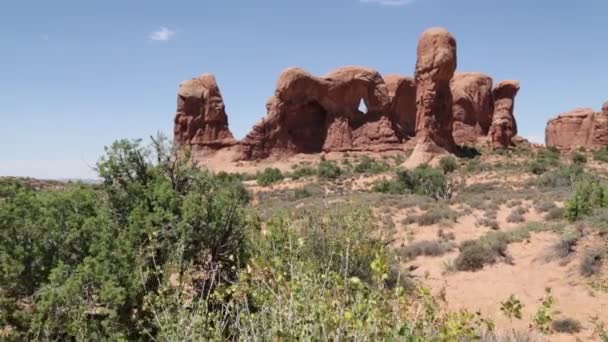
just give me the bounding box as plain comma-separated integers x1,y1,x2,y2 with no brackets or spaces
239,66,402,160
546,105,608,150
173,74,236,149
385,75,416,138
489,80,520,149
450,72,494,145
405,27,457,167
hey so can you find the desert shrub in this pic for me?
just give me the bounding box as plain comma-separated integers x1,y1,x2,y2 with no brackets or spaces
477,218,500,230
551,230,581,258
317,160,342,179
580,248,605,277
0,137,250,340
593,146,608,162
571,151,587,165
536,164,585,188
454,233,509,271
545,207,565,221
565,178,608,221
506,210,525,223
551,318,582,334
439,156,458,174
256,167,284,186
534,200,557,213
465,158,488,173
527,160,549,175
399,240,454,259
372,165,451,200
417,206,458,226
290,165,316,180
353,156,390,174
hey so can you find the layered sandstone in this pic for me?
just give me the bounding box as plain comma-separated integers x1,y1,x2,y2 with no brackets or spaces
450,72,494,145
546,105,608,150
239,66,402,160
489,80,520,149
384,75,417,138
173,74,236,149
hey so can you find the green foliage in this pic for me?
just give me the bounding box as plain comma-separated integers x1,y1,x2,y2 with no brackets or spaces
289,165,316,180
317,160,342,180
454,233,509,271
533,288,556,334
500,294,524,321
439,156,458,174
353,156,390,174
256,167,284,186
593,146,608,163
565,178,608,221
373,165,452,200
0,136,249,340
571,151,587,165
399,240,455,259
536,164,585,188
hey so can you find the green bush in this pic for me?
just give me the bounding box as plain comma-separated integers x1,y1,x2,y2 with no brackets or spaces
290,165,316,180
373,165,451,200
552,318,582,334
256,167,284,186
0,137,250,340
399,240,454,259
571,152,587,165
536,164,584,188
317,160,342,179
593,147,608,162
454,233,509,271
565,178,608,221
353,156,390,174
439,156,458,174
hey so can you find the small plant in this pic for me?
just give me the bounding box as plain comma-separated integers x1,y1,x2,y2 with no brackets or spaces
580,248,605,277
551,318,582,334
439,156,458,174
533,288,556,334
256,167,284,186
317,160,342,179
454,233,509,271
417,206,458,226
593,146,608,163
290,165,316,180
500,294,524,321
507,210,525,223
551,230,581,258
571,151,587,165
353,156,390,174
565,178,608,221
545,207,565,221
399,240,455,259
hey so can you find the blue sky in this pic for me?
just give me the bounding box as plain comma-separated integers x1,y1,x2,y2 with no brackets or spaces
1,0,607,179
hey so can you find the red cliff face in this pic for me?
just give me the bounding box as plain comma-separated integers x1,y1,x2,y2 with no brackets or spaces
239,66,404,160
450,72,494,145
489,80,520,149
546,104,608,150
173,74,236,150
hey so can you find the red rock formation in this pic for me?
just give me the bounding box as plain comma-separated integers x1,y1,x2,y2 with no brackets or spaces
384,75,416,138
239,66,402,160
450,72,494,145
489,80,520,149
546,105,608,150
405,27,457,167
173,74,236,149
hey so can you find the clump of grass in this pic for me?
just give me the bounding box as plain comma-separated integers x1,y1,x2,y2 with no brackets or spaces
256,167,284,186
417,206,458,226
454,233,510,271
593,146,608,162
399,240,455,259
507,209,525,223
353,156,390,174
571,151,587,165
290,165,316,180
317,160,342,180
534,200,557,213
477,218,500,230
439,156,458,174
551,318,582,334
545,207,565,221
551,230,581,258
580,248,605,277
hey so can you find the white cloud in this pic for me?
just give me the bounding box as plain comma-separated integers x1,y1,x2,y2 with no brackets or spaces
149,26,175,42
360,0,415,6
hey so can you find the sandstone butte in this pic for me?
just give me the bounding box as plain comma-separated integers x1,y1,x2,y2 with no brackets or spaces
173,27,525,165
546,101,608,150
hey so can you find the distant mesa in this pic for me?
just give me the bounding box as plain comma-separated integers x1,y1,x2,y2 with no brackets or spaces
546,102,608,150
173,27,523,165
